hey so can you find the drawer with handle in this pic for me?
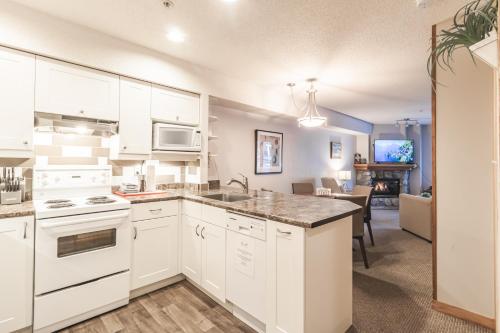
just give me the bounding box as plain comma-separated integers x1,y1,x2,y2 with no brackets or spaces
226,212,266,241
131,200,178,221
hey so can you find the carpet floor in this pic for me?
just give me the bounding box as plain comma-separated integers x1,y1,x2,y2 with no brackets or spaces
350,210,493,333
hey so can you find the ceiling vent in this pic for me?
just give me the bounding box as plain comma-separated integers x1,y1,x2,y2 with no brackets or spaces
416,0,429,8
162,0,175,9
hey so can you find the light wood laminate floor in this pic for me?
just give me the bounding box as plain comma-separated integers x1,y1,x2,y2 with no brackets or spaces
58,280,256,333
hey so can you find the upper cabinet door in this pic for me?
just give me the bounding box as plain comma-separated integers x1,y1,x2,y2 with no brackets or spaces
119,77,152,155
35,57,119,121
151,84,200,126
0,47,35,155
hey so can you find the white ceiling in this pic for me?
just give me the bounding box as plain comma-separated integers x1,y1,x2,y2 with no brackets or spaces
10,0,467,124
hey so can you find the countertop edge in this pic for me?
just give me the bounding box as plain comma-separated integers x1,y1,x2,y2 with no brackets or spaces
128,194,361,228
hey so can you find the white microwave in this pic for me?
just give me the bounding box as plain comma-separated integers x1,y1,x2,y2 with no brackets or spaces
153,123,201,152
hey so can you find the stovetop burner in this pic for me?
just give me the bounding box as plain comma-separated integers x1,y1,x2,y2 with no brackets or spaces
45,199,72,204
47,203,76,209
87,196,109,201
87,196,117,205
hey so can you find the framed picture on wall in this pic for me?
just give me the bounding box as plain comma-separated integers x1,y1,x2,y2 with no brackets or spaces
331,142,342,159
255,130,283,174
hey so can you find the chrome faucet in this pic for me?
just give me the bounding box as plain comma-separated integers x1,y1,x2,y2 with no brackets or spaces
226,173,249,194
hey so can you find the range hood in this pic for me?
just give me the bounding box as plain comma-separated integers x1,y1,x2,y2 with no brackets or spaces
35,112,118,137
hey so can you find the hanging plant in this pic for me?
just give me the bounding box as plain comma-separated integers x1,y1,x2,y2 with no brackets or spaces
428,0,497,75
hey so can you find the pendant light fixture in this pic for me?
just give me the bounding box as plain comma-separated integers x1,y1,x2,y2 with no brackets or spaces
288,79,327,128
395,118,420,128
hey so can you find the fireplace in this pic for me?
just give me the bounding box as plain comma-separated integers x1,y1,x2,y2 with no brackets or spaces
354,164,415,210
372,179,400,196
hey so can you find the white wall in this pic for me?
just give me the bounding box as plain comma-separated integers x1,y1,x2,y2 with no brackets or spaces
355,135,370,162
421,125,432,189
435,21,495,318
209,105,356,194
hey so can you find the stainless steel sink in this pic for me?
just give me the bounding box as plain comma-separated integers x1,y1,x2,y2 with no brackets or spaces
201,193,252,202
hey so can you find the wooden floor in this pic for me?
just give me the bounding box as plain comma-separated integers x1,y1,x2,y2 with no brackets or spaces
58,281,256,333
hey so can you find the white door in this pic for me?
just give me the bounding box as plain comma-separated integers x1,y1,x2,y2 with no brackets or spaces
119,77,152,155
181,215,202,284
0,216,34,333
201,222,226,302
266,221,305,333
0,47,34,156
151,84,200,125
131,216,178,290
35,57,119,121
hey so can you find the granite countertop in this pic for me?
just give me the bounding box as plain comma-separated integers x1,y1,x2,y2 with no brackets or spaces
0,201,34,220
123,188,362,228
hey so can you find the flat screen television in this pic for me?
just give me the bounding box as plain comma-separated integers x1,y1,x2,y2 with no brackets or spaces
374,139,414,164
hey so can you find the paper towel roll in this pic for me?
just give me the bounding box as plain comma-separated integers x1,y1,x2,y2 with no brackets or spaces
146,165,156,192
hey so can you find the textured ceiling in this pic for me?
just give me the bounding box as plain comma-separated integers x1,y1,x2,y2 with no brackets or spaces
10,0,468,124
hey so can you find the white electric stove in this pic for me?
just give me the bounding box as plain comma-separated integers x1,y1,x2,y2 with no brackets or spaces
33,165,131,333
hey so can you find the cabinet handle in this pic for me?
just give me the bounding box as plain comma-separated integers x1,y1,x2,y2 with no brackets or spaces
23,141,28,145
123,146,127,150
195,224,200,237
238,225,250,231
229,217,237,221
149,208,162,214
23,222,27,239
133,226,138,240
277,228,292,235
80,110,85,114
201,226,205,240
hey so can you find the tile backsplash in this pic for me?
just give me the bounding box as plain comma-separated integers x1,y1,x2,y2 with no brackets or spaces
0,132,202,200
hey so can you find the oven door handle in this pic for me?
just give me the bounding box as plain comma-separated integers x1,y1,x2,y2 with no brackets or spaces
38,212,130,229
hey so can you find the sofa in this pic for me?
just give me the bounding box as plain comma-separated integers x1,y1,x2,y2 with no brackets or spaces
399,193,432,242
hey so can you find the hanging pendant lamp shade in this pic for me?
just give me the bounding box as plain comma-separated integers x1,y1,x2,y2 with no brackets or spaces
297,83,326,128
290,79,327,128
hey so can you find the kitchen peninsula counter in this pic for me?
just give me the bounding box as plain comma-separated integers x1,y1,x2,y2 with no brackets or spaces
121,188,361,228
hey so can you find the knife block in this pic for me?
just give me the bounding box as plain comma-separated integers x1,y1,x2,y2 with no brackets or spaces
1,190,22,205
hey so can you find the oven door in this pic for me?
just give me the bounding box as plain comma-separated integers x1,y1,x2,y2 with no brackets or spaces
153,123,201,151
35,210,131,296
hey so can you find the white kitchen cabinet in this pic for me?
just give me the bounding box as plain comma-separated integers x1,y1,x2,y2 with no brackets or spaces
35,57,119,121
151,84,200,126
181,211,226,302
181,214,203,284
266,218,353,333
114,77,152,158
267,221,305,333
0,47,34,158
201,222,226,301
131,215,179,290
0,216,34,333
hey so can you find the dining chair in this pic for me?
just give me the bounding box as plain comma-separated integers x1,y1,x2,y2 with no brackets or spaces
292,182,314,195
336,194,369,268
352,185,375,246
320,177,343,194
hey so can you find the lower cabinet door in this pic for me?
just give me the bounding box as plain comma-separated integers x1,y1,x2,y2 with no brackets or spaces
131,216,179,290
181,215,202,285
201,222,226,302
266,221,305,333
0,216,34,333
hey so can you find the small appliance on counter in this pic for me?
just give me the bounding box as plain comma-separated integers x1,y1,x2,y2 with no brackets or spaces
0,167,25,205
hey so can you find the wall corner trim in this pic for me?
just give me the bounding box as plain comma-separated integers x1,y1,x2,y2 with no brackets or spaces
431,300,495,330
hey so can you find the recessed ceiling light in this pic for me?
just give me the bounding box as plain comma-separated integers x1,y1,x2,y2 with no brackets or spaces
167,27,186,43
